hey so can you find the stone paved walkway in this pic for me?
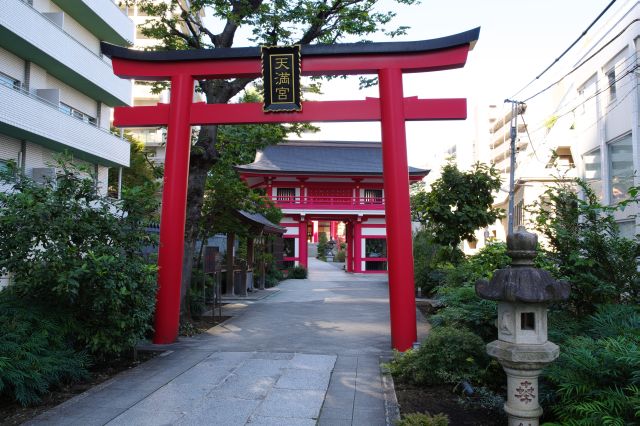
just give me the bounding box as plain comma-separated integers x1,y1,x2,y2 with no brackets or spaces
28,257,428,426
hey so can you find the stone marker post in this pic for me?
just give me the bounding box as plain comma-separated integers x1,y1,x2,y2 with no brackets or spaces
475,228,570,426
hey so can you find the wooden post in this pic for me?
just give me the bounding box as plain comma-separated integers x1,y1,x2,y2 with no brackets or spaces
225,232,235,296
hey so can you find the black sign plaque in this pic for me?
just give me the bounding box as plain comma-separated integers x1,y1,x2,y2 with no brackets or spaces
261,45,301,112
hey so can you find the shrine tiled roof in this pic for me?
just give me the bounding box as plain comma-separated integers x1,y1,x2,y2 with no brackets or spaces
235,140,429,176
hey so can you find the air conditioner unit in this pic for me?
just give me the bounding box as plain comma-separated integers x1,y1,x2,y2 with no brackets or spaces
31,167,58,185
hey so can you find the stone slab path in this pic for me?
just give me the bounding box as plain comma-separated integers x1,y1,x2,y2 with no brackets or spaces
28,258,428,426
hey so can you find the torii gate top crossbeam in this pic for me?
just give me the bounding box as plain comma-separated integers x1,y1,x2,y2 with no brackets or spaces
101,27,479,80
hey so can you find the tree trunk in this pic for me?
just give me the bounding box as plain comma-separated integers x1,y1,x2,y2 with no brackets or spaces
180,125,218,317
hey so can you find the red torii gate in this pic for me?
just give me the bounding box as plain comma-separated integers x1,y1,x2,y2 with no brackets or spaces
102,27,479,352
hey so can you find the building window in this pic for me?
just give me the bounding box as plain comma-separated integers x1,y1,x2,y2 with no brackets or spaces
59,102,97,126
608,134,633,203
514,200,524,228
0,72,20,90
283,238,295,258
606,68,617,103
365,238,387,258
617,220,636,240
276,187,296,202
363,189,383,204
583,148,603,201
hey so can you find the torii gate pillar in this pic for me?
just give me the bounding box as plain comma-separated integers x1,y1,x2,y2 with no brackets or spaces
379,68,417,348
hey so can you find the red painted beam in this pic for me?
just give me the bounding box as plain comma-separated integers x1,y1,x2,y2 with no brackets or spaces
113,98,466,127
110,45,470,80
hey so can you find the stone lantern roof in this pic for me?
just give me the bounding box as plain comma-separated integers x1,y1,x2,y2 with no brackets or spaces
475,228,570,303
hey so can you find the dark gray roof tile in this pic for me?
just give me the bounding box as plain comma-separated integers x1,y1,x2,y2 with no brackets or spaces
235,141,429,176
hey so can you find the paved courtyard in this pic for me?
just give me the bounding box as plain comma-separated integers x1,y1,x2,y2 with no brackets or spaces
28,258,428,426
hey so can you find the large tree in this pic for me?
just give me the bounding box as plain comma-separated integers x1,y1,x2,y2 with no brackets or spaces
411,162,503,260
131,0,418,305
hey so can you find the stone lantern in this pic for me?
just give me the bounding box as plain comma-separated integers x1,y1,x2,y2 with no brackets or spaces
475,228,570,426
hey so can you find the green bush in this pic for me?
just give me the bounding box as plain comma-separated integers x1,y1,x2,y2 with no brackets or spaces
396,412,449,426
543,305,640,425
335,250,346,262
288,265,308,279
317,232,328,260
0,292,89,405
388,326,488,386
430,286,497,342
531,179,640,315
443,242,509,288
0,161,158,359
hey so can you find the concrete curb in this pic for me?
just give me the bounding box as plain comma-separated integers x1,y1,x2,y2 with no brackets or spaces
380,358,401,426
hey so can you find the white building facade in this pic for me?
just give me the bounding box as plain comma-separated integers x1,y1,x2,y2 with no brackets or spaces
0,0,133,195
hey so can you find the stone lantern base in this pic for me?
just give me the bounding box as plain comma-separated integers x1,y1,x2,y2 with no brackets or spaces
487,340,559,426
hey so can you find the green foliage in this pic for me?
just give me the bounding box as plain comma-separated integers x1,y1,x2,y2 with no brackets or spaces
411,162,503,259
530,178,640,316
396,412,449,426
413,228,452,296
430,286,498,343
0,159,158,359
288,265,308,279
0,292,89,406
335,249,346,262
317,232,328,260
388,326,489,386
543,305,640,425
443,241,510,288
108,130,163,193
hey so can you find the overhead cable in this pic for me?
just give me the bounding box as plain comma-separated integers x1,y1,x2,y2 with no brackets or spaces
511,0,618,99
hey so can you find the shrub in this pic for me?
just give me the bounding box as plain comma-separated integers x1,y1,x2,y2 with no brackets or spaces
430,286,497,342
443,242,510,288
397,412,449,426
335,250,346,262
388,326,488,386
0,161,158,359
531,178,640,315
0,292,89,405
317,232,328,260
288,265,308,279
543,305,640,425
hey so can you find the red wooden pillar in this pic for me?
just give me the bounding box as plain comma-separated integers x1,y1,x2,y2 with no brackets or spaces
378,67,417,352
344,222,353,272
329,221,336,240
298,218,308,268
153,74,193,344
353,219,362,273
312,221,319,243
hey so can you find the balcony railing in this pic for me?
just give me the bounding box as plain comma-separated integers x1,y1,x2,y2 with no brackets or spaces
271,196,385,210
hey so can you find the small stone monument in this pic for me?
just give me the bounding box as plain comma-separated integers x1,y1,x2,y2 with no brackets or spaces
475,228,570,426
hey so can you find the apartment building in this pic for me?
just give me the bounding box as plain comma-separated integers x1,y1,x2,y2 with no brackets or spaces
0,0,133,195
123,1,204,164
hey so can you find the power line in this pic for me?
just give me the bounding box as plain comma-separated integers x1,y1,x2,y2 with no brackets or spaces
522,18,640,103
511,0,618,99
526,61,639,135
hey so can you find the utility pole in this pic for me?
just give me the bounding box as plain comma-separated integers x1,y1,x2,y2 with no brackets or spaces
504,99,524,236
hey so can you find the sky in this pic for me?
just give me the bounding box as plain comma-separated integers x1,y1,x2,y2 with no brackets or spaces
205,0,618,168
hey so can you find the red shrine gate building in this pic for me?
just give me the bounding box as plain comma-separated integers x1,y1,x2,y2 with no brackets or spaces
237,140,428,273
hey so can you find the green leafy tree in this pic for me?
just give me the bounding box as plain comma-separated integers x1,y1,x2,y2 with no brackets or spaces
0,159,158,359
129,0,419,310
530,178,640,316
411,162,503,261
108,130,163,194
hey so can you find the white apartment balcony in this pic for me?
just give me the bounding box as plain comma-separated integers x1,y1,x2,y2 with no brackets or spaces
0,82,129,167
52,0,134,46
0,0,132,106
